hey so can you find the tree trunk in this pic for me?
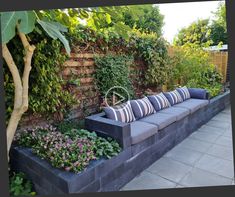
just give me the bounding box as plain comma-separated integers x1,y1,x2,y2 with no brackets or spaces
2,31,35,159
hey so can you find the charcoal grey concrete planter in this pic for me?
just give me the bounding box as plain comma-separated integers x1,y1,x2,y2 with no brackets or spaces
11,90,230,195
10,146,132,195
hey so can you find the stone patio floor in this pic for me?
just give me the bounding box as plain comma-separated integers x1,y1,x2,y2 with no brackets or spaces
121,106,234,190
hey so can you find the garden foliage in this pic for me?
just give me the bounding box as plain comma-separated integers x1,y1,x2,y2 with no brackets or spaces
14,125,121,173
9,172,36,196
3,29,76,120
94,54,134,98
169,44,223,97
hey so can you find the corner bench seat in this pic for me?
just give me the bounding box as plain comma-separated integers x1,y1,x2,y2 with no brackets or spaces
130,121,158,144
174,98,209,114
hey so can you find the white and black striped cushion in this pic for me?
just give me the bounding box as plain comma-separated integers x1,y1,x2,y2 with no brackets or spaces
130,97,155,119
147,92,171,112
176,86,191,101
164,90,183,106
104,101,136,123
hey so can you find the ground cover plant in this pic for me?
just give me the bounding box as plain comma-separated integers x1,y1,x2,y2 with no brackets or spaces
14,124,121,173
9,172,36,196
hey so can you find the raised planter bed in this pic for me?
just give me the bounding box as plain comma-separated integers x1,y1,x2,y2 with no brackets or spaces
10,90,230,195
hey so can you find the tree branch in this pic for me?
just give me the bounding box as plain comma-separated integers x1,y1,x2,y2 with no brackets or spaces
18,31,36,113
2,44,23,109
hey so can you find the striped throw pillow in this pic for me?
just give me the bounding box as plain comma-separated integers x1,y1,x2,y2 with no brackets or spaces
176,86,191,101
104,101,136,123
164,90,183,106
147,92,171,112
130,97,155,119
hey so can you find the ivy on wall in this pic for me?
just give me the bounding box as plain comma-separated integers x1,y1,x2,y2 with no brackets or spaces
3,27,77,121
132,31,171,87
94,54,134,98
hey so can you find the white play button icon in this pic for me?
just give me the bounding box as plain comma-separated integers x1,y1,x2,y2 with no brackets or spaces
105,86,130,107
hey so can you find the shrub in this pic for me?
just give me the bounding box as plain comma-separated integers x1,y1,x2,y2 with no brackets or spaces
14,125,121,173
9,172,36,196
94,54,134,98
169,45,223,97
131,31,171,87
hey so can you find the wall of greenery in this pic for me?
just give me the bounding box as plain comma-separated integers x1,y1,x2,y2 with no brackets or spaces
3,26,77,121
3,5,225,123
94,54,135,98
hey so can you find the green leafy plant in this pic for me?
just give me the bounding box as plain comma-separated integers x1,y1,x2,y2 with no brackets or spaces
169,45,223,97
131,31,171,87
94,54,134,98
4,31,77,119
14,124,121,173
9,172,36,196
61,128,121,159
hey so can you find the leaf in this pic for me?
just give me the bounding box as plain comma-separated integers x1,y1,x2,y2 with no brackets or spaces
37,19,71,55
1,12,18,43
16,11,36,34
1,11,36,43
105,13,111,24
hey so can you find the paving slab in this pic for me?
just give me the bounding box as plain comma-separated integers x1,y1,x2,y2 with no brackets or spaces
207,144,233,161
215,136,233,148
198,125,225,135
121,171,176,191
176,138,212,153
146,157,192,183
195,154,234,179
189,131,220,143
179,168,232,187
165,146,203,166
206,120,230,130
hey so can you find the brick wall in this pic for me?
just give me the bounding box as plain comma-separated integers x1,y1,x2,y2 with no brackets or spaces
61,53,101,120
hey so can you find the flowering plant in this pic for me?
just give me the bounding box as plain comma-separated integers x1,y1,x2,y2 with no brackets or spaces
14,124,121,173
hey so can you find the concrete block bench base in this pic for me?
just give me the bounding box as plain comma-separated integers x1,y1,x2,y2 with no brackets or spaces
10,91,230,195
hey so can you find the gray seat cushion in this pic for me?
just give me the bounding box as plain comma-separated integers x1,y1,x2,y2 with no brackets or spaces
158,106,190,121
174,98,209,114
139,113,177,130
130,121,158,145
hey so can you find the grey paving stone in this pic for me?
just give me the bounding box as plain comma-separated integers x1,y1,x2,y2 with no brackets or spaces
189,131,220,143
223,130,233,138
207,144,234,161
179,168,232,187
195,154,234,179
215,136,233,147
198,125,225,135
121,171,176,191
212,114,232,123
175,184,185,188
165,146,203,166
146,157,192,183
206,120,230,130
177,138,212,153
